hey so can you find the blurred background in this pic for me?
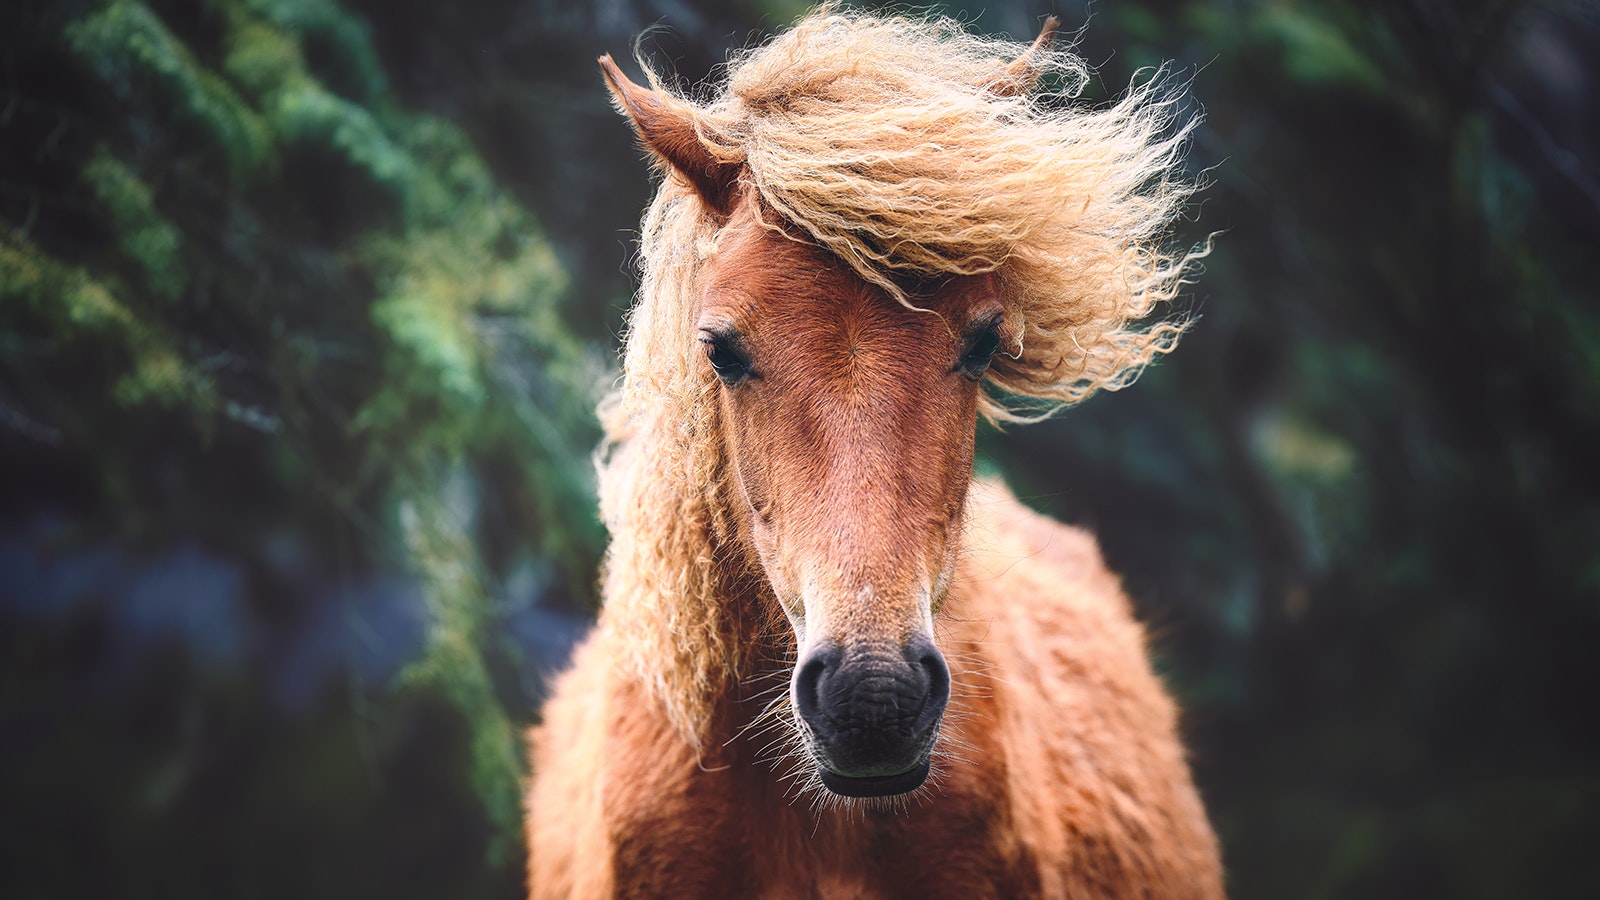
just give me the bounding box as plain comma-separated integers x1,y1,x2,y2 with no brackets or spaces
2,0,1597,896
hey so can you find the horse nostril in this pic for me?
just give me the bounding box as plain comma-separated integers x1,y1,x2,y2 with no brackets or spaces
793,647,838,724
921,652,950,698
913,646,951,734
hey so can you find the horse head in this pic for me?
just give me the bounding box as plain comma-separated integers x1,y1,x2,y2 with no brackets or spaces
597,21,1059,799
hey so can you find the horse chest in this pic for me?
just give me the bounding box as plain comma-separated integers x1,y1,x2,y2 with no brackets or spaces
602,743,1029,898
760,811,1032,900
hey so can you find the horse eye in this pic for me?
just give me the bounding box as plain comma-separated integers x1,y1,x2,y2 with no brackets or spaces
959,322,1003,379
700,335,751,384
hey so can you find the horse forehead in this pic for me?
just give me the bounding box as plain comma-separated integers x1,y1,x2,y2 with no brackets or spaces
778,284,938,344
708,231,976,340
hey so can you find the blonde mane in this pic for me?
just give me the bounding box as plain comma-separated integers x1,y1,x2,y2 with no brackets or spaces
595,7,1205,744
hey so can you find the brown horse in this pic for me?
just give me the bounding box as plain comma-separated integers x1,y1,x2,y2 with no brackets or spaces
527,8,1222,897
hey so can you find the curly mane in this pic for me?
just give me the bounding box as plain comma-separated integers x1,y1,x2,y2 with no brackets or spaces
595,6,1205,744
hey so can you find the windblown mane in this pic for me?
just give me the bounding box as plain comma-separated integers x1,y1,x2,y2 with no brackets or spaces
596,7,1205,744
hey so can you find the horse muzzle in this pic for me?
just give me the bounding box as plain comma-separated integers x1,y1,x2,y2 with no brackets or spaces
792,636,951,797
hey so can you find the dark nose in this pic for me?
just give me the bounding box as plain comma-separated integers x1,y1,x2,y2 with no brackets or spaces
793,635,950,783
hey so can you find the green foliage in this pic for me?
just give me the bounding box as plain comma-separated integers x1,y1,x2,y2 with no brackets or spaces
1248,4,1387,94
396,476,525,864
2,0,601,887
241,0,388,104
67,0,274,180
81,147,186,301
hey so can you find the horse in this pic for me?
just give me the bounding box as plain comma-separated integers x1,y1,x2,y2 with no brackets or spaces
526,8,1223,897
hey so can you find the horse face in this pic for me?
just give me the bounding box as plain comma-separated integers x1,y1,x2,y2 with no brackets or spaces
700,200,1005,796
597,42,1046,798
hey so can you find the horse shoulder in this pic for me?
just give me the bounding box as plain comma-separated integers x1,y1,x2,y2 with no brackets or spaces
957,481,1224,898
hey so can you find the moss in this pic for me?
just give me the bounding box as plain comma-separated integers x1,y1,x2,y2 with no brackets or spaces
369,286,487,411
112,347,217,411
2,239,130,333
67,0,273,180
396,481,525,867
1,235,219,426
221,14,307,96
80,146,186,302
272,83,412,197
240,0,387,103
14,0,600,879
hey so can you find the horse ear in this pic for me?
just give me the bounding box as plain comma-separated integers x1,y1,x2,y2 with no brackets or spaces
599,54,742,214
986,17,1060,97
